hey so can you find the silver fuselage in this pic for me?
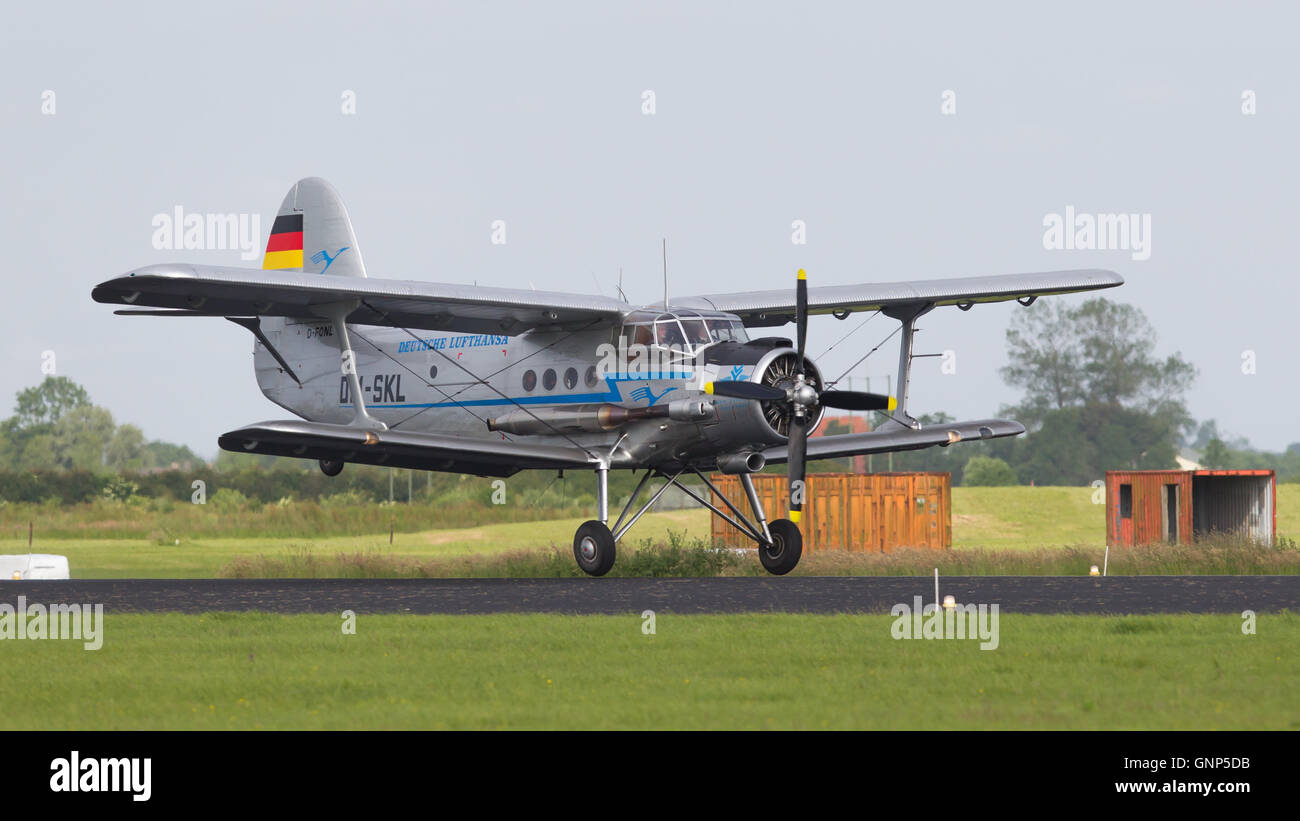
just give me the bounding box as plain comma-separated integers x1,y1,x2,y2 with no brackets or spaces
253,315,817,469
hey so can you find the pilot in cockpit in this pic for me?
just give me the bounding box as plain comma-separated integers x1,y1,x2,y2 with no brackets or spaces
656,321,686,347
621,311,748,356
682,319,712,346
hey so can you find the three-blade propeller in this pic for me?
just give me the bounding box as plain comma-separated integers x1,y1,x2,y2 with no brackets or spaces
705,269,896,524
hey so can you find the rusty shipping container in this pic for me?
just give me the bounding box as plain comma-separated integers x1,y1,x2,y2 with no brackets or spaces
1106,469,1276,546
709,472,951,552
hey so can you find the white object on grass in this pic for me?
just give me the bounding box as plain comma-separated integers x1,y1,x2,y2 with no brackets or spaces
0,554,70,580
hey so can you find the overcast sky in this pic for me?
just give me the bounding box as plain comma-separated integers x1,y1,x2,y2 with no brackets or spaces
2,1,1296,456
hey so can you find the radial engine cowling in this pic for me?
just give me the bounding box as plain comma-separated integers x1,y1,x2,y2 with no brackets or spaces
701,348,825,452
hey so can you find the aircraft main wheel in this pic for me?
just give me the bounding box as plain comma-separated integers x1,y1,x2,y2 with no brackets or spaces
759,519,802,575
573,520,616,577
319,459,344,477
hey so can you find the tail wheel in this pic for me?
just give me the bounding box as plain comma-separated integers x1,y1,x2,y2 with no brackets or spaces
574,520,617,577
759,519,802,575
319,459,344,477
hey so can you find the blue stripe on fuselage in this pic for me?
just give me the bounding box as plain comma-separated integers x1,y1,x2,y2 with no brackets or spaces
340,371,703,410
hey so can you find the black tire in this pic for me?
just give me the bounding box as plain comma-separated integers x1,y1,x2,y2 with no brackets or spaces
573,520,617,577
759,519,803,575
319,459,344,477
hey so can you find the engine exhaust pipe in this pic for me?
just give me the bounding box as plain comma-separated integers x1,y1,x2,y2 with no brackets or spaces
716,451,766,474
487,400,716,436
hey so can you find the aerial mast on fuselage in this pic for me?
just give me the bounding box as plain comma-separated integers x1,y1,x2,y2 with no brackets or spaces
662,238,668,309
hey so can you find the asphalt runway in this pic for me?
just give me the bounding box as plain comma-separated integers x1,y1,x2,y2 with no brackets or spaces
5,576,1298,614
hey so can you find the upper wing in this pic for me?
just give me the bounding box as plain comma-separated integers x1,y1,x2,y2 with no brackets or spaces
92,264,628,335
675,269,1122,326
219,419,599,478
760,418,1025,464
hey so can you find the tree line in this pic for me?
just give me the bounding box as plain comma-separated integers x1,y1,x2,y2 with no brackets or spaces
822,298,1297,484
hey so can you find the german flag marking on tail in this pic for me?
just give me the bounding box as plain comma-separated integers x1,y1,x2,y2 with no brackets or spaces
263,213,304,269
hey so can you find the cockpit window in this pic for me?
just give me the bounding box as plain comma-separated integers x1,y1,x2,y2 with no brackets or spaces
655,320,686,347
680,319,712,346
620,311,746,358
707,319,748,343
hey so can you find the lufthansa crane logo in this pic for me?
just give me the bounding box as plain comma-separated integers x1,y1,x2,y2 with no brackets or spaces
312,246,351,274
630,385,676,406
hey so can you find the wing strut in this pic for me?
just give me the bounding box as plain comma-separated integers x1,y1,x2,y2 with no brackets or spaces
224,317,302,386
881,301,935,429
313,301,386,431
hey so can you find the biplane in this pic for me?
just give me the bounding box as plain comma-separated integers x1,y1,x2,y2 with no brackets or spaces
92,178,1122,575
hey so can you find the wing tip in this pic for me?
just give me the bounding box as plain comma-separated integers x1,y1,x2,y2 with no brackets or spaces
1094,269,1125,287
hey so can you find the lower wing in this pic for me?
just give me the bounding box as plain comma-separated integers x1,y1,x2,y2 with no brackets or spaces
760,418,1024,464
218,420,598,477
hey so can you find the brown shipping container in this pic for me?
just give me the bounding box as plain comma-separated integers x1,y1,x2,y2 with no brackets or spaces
708,472,951,552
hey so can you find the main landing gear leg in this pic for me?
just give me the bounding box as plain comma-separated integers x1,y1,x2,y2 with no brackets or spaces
737,472,802,575
571,465,805,577
574,465,616,577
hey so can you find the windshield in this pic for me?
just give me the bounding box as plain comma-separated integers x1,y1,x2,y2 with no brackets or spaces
620,313,747,356
680,319,713,346
654,320,686,347
707,318,749,343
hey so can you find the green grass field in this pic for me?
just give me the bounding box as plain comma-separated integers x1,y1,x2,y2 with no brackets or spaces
951,486,1105,549
2,484,1294,578
0,510,709,578
5,486,1295,729
2,611,1294,730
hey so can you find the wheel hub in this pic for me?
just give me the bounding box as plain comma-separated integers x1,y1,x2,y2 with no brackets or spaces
765,536,784,560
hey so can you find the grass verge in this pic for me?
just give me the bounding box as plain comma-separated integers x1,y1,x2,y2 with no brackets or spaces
6,483,1296,578
3,511,710,578
218,534,1300,578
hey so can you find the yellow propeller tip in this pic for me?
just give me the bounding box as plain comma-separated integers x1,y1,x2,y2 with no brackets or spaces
888,396,897,411
703,382,715,395
789,510,801,523
796,269,806,280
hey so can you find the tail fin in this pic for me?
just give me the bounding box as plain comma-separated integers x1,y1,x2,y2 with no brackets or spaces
262,177,366,278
